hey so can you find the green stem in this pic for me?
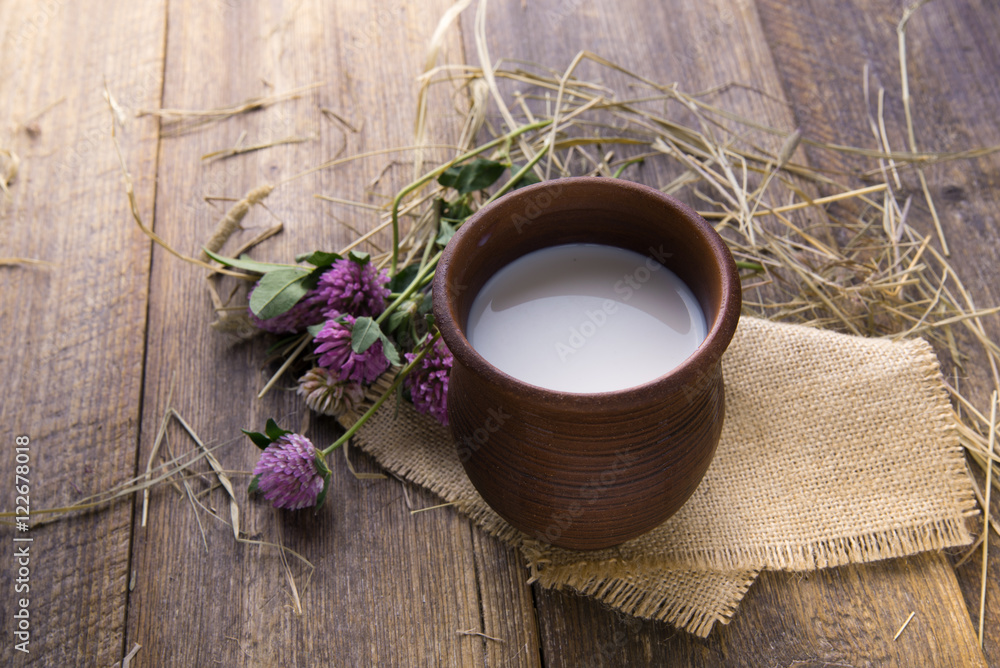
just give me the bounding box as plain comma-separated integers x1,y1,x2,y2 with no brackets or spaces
612,157,645,179
390,119,553,274
376,250,442,327
321,332,441,457
736,260,765,272
418,215,438,272
482,143,549,207
380,130,553,328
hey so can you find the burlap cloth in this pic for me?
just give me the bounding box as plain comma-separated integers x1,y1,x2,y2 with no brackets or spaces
338,316,977,637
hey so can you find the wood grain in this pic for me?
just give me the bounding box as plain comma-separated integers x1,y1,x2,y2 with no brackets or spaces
471,530,543,666
463,0,988,665
123,0,538,665
2,0,997,664
0,0,165,664
753,1,1000,664
536,552,985,667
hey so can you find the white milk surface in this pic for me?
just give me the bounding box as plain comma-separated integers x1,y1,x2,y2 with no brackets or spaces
465,243,707,393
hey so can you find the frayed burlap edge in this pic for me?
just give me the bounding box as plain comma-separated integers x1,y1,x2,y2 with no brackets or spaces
531,567,759,638
516,330,976,575
353,333,977,575
517,517,975,587
337,376,756,637
334,321,977,636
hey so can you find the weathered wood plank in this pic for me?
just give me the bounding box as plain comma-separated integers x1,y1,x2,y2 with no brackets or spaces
0,0,166,665
536,552,985,667
4,0,995,664
124,1,538,665
753,0,1000,662
472,530,543,666
462,0,988,664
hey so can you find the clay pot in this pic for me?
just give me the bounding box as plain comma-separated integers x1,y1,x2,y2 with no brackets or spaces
432,177,741,550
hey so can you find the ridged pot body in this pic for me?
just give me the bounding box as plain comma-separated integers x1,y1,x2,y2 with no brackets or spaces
433,177,741,550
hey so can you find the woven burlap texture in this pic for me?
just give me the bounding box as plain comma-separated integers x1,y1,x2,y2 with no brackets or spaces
339,316,976,637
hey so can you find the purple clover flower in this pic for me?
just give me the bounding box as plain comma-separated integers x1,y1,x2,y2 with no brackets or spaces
252,433,327,510
404,340,453,426
314,314,390,384
247,282,327,335
317,258,391,318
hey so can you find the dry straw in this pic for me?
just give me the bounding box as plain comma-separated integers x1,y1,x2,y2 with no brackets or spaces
309,0,999,602
7,0,998,633
0,148,20,196
137,82,324,136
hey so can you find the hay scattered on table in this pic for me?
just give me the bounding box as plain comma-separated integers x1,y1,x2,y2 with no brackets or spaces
13,0,997,635
201,131,313,162
0,257,53,267
0,148,20,196
301,2,1000,576
138,82,324,136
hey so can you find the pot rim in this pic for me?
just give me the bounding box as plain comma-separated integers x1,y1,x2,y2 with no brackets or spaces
432,176,741,409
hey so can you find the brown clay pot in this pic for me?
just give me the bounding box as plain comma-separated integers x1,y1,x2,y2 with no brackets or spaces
432,177,741,550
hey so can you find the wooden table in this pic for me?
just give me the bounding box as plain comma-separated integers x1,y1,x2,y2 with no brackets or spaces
3,0,999,665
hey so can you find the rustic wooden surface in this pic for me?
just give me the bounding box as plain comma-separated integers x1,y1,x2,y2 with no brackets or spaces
0,0,166,664
1,0,997,666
